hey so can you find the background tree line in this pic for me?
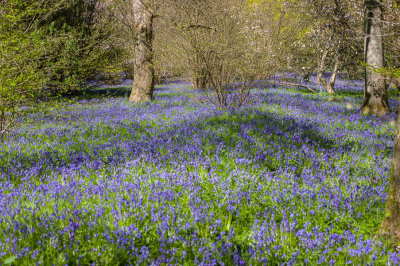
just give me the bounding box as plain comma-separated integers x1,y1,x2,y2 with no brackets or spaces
3,0,399,110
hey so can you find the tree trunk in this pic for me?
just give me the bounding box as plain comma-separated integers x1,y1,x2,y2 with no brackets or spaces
317,50,329,86
319,55,339,94
327,55,340,94
194,75,208,90
361,0,389,115
192,67,209,91
393,79,400,114
129,0,154,103
393,79,400,90
379,97,400,242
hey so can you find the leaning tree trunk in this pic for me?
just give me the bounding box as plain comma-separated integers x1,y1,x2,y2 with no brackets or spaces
380,97,400,242
361,0,389,115
129,0,154,103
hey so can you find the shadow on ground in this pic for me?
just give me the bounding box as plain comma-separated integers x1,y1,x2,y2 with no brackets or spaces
3,94,390,182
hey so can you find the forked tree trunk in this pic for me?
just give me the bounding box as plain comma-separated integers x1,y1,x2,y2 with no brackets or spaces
129,0,154,102
319,54,339,94
327,56,340,94
316,50,329,86
380,97,400,242
361,0,389,115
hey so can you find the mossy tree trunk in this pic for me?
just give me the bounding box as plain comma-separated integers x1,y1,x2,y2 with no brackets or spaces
361,0,389,115
393,79,400,114
129,0,154,102
380,97,400,242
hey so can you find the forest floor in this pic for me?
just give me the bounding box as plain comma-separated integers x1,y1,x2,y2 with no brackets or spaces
1,77,400,264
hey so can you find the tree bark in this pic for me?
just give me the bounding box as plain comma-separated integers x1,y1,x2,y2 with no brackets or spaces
327,55,340,94
391,79,400,114
129,0,154,103
193,75,208,90
379,97,400,242
316,49,329,86
361,0,389,115
319,54,339,94
393,79,400,91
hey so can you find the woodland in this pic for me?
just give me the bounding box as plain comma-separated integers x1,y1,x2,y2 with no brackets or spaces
1,0,400,264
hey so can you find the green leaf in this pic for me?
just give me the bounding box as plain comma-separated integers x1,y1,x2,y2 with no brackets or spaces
4,256,16,265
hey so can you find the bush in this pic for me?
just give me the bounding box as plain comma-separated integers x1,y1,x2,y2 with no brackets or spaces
0,1,49,139
156,0,277,108
0,0,127,139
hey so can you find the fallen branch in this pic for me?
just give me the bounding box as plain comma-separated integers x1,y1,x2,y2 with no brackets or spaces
187,25,216,31
280,82,318,94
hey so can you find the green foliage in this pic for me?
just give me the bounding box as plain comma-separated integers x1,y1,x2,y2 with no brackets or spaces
41,0,127,93
373,66,400,80
0,0,48,139
0,0,127,139
3,256,16,265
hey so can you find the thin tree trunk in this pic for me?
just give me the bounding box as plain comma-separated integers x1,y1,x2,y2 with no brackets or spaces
193,70,208,90
317,50,329,85
393,79,400,93
191,53,209,90
129,0,154,102
361,0,389,115
327,55,340,94
319,55,339,94
393,79,400,114
379,96,400,242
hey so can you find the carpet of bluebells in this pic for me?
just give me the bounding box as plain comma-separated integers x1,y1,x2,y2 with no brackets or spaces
1,77,400,265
